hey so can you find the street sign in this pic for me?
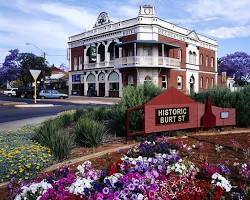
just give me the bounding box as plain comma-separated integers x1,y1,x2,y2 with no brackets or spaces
30,70,41,80
29,70,41,104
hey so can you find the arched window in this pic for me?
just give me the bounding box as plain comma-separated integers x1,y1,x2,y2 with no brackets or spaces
98,72,105,82
206,56,209,67
193,52,197,65
108,41,118,60
211,78,214,88
177,76,183,90
86,73,96,82
206,77,209,89
144,75,152,82
162,75,167,89
189,51,193,64
98,43,105,62
211,57,214,67
108,71,119,91
200,77,203,88
87,45,97,63
200,54,203,65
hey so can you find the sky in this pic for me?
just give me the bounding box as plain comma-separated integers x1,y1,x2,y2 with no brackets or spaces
0,0,250,67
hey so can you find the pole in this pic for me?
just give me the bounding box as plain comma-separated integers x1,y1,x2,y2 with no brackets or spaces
34,79,37,104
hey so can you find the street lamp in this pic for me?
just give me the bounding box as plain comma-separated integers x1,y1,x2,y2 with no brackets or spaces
25,42,46,59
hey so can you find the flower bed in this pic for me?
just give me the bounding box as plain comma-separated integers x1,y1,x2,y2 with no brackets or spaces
12,135,250,199
0,127,53,183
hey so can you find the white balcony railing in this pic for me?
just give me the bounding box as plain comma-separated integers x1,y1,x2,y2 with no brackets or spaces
83,56,181,69
115,56,181,68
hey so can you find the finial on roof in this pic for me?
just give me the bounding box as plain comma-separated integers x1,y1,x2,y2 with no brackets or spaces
139,5,156,17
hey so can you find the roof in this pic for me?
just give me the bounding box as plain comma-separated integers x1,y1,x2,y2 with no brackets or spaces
146,87,196,106
115,40,180,49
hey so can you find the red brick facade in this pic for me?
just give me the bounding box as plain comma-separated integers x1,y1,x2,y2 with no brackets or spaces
199,72,216,92
199,47,216,72
167,69,186,93
158,34,187,68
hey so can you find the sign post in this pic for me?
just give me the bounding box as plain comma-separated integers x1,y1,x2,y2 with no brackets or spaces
29,70,41,103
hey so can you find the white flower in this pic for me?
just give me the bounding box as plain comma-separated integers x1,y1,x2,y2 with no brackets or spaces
67,177,92,195
211,173,232,192
137,193,144,200
14,180,52,200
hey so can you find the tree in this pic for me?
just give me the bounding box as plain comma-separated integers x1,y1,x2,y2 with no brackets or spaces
0,49,20,83
219,52,250,85
18,53,51,87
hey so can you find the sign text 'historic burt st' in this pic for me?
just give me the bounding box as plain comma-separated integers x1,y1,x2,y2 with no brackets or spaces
156,107,189,125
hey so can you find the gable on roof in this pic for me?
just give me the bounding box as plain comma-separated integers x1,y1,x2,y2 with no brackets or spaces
146,87,196,106
187,30,200,41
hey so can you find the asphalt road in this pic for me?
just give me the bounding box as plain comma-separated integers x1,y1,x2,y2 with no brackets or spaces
0,94,110,123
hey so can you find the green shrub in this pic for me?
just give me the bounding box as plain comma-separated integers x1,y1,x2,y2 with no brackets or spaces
56,110,76,128
109,82,162,136
191,85,250,127
48,129,73,160
75,116,106,147
33,118,73,159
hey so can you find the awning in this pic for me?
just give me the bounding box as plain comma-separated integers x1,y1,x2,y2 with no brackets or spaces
115,40,180,49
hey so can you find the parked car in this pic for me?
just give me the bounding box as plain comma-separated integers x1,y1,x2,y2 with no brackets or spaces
39,90,68,99
3,88,18,96
16,87,38,98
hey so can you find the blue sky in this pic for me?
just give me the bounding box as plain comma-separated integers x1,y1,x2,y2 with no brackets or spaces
0,0,250,67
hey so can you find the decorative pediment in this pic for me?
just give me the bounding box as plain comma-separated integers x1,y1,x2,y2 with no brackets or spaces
94,12,111,27
187,30,200,41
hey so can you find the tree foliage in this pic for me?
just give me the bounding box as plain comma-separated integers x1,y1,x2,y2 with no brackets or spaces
219,52,250,85
18,53,51,87
0,49,20,82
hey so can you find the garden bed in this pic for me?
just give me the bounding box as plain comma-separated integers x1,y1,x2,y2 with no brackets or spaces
7,130,249,200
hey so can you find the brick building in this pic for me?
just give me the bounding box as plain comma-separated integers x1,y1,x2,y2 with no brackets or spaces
68,5,218,97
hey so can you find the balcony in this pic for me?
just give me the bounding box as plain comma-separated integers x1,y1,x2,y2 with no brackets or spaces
114,56,181,68
83,56,181,69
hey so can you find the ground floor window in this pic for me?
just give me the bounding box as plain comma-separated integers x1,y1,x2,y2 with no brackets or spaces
72,84,80,95
177,76,183,90
109,82,119,91
162,75,167,89
87,83,96,96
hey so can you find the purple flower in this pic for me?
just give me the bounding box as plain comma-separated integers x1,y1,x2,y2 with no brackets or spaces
102,187,109,194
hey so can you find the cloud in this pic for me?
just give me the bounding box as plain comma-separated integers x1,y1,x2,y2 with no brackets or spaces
187,0,250,24
205,26,250,39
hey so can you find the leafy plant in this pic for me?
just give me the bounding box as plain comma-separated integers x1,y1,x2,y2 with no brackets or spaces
75,116,106,147
191,85,250,127
109,82,162,136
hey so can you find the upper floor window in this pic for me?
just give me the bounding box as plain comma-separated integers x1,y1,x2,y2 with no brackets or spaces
178,49,182,61
74,57,78,70
189,51,197,65
211,57,214,67
200,54,203,65
79,56,83,70
200,77,203,88
162,75,167,89
205,56,209,67
177,76,183,90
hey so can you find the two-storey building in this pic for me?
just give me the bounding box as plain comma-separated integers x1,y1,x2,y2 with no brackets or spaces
68,5,218,97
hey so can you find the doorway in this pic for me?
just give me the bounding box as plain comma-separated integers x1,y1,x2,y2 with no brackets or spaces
99,83,105,97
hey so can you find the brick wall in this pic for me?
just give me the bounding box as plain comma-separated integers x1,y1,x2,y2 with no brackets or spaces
199,47,216,72
120,34,137,42
167,69,186,93
158,35,186,68
199,72,216,92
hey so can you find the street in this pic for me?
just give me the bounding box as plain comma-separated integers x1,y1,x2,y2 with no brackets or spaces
0,94,115,128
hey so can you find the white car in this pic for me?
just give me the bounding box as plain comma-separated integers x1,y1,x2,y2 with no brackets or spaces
3,88,18,97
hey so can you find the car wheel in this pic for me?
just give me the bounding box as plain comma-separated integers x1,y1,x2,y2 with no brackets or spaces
20,94,25,98
41,96,45,99
8,93,12,97
59,96,64,99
